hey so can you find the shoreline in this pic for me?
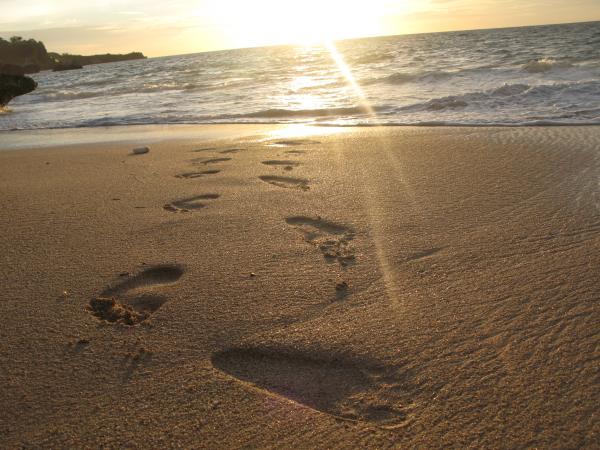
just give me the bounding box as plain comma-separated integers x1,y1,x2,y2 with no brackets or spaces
2,122,600,152
1,125,598,448
0,123,293,151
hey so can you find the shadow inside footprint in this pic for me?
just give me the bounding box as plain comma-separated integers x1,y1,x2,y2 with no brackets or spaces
271,139,321,146
89,264,184,326
262,160,300,166
212,347,408,428
164,194,220,212
284,150,305,155
262,160,300,171
175,170,220,179
286,216,356,266
259,175,309,190
191,147,217,153
102,265,184,295
202,157,231,165
220,148,243,154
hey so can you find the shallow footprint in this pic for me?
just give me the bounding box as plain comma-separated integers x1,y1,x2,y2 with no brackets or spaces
220,148,243,154
88,264,184,326
212,347,409,428
163,194,220,212
175,170,221,179
203,157,231,165
286,216,356,266
189,157,232,165
284,150,305,155
259,175,309,190
262,160,300,171
271,139,321,146
191,147,217,153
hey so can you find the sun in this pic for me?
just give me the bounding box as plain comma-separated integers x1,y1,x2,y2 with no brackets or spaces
201,0,396,47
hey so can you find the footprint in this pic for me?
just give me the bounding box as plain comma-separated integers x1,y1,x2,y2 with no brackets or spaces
271,139,320,146
286,216,356,266
189,157,231,165
212,347,409,428
259,175,309,190
220,148,243,154
191,147,217,153
175,170,221,179
284,150,305,155
202,157,231,165
335,280,350,300
88,264,184,326
163,194,220,212
262,160,300,171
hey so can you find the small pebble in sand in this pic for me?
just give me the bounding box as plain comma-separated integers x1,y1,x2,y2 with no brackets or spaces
250,272,256,277
132,146,150,155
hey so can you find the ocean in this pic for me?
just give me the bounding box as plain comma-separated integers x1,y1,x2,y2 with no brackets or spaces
2,21,600,130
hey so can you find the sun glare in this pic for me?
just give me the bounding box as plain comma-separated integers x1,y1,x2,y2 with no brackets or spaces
203,0,394,47
325,40,374,114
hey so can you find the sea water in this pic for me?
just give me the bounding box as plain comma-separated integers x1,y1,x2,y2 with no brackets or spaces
2,21,599,130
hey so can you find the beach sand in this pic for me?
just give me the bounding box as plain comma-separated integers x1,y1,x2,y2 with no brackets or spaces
0,125,598,448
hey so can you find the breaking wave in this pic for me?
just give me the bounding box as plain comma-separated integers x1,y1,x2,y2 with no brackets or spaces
522,58,574,73
364,70,454,85
224,106,373,119
395,81,600,117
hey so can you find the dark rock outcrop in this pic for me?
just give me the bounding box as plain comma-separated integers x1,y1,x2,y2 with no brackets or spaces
0,69,37,107
23,63,41,74
0,63,25,76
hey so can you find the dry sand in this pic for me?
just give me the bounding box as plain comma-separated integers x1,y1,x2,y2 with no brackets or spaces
0,125,598,448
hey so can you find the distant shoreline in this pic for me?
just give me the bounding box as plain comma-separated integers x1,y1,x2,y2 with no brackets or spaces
0,36,145,73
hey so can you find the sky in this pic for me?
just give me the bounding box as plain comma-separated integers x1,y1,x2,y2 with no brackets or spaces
0,0,599,56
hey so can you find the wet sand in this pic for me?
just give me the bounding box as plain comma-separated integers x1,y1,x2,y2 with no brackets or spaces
0,125,598,448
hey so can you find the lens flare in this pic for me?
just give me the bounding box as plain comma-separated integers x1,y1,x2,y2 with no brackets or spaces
324,40,374,117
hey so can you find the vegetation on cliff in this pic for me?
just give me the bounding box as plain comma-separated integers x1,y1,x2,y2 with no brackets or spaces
0,36,146,73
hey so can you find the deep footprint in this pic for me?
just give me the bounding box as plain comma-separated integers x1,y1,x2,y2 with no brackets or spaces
259,175,309,190
164,194,220,212
212,347,408,428
88,264,184,326
286,216,356,266
175,170,221,179
262,160,300,171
